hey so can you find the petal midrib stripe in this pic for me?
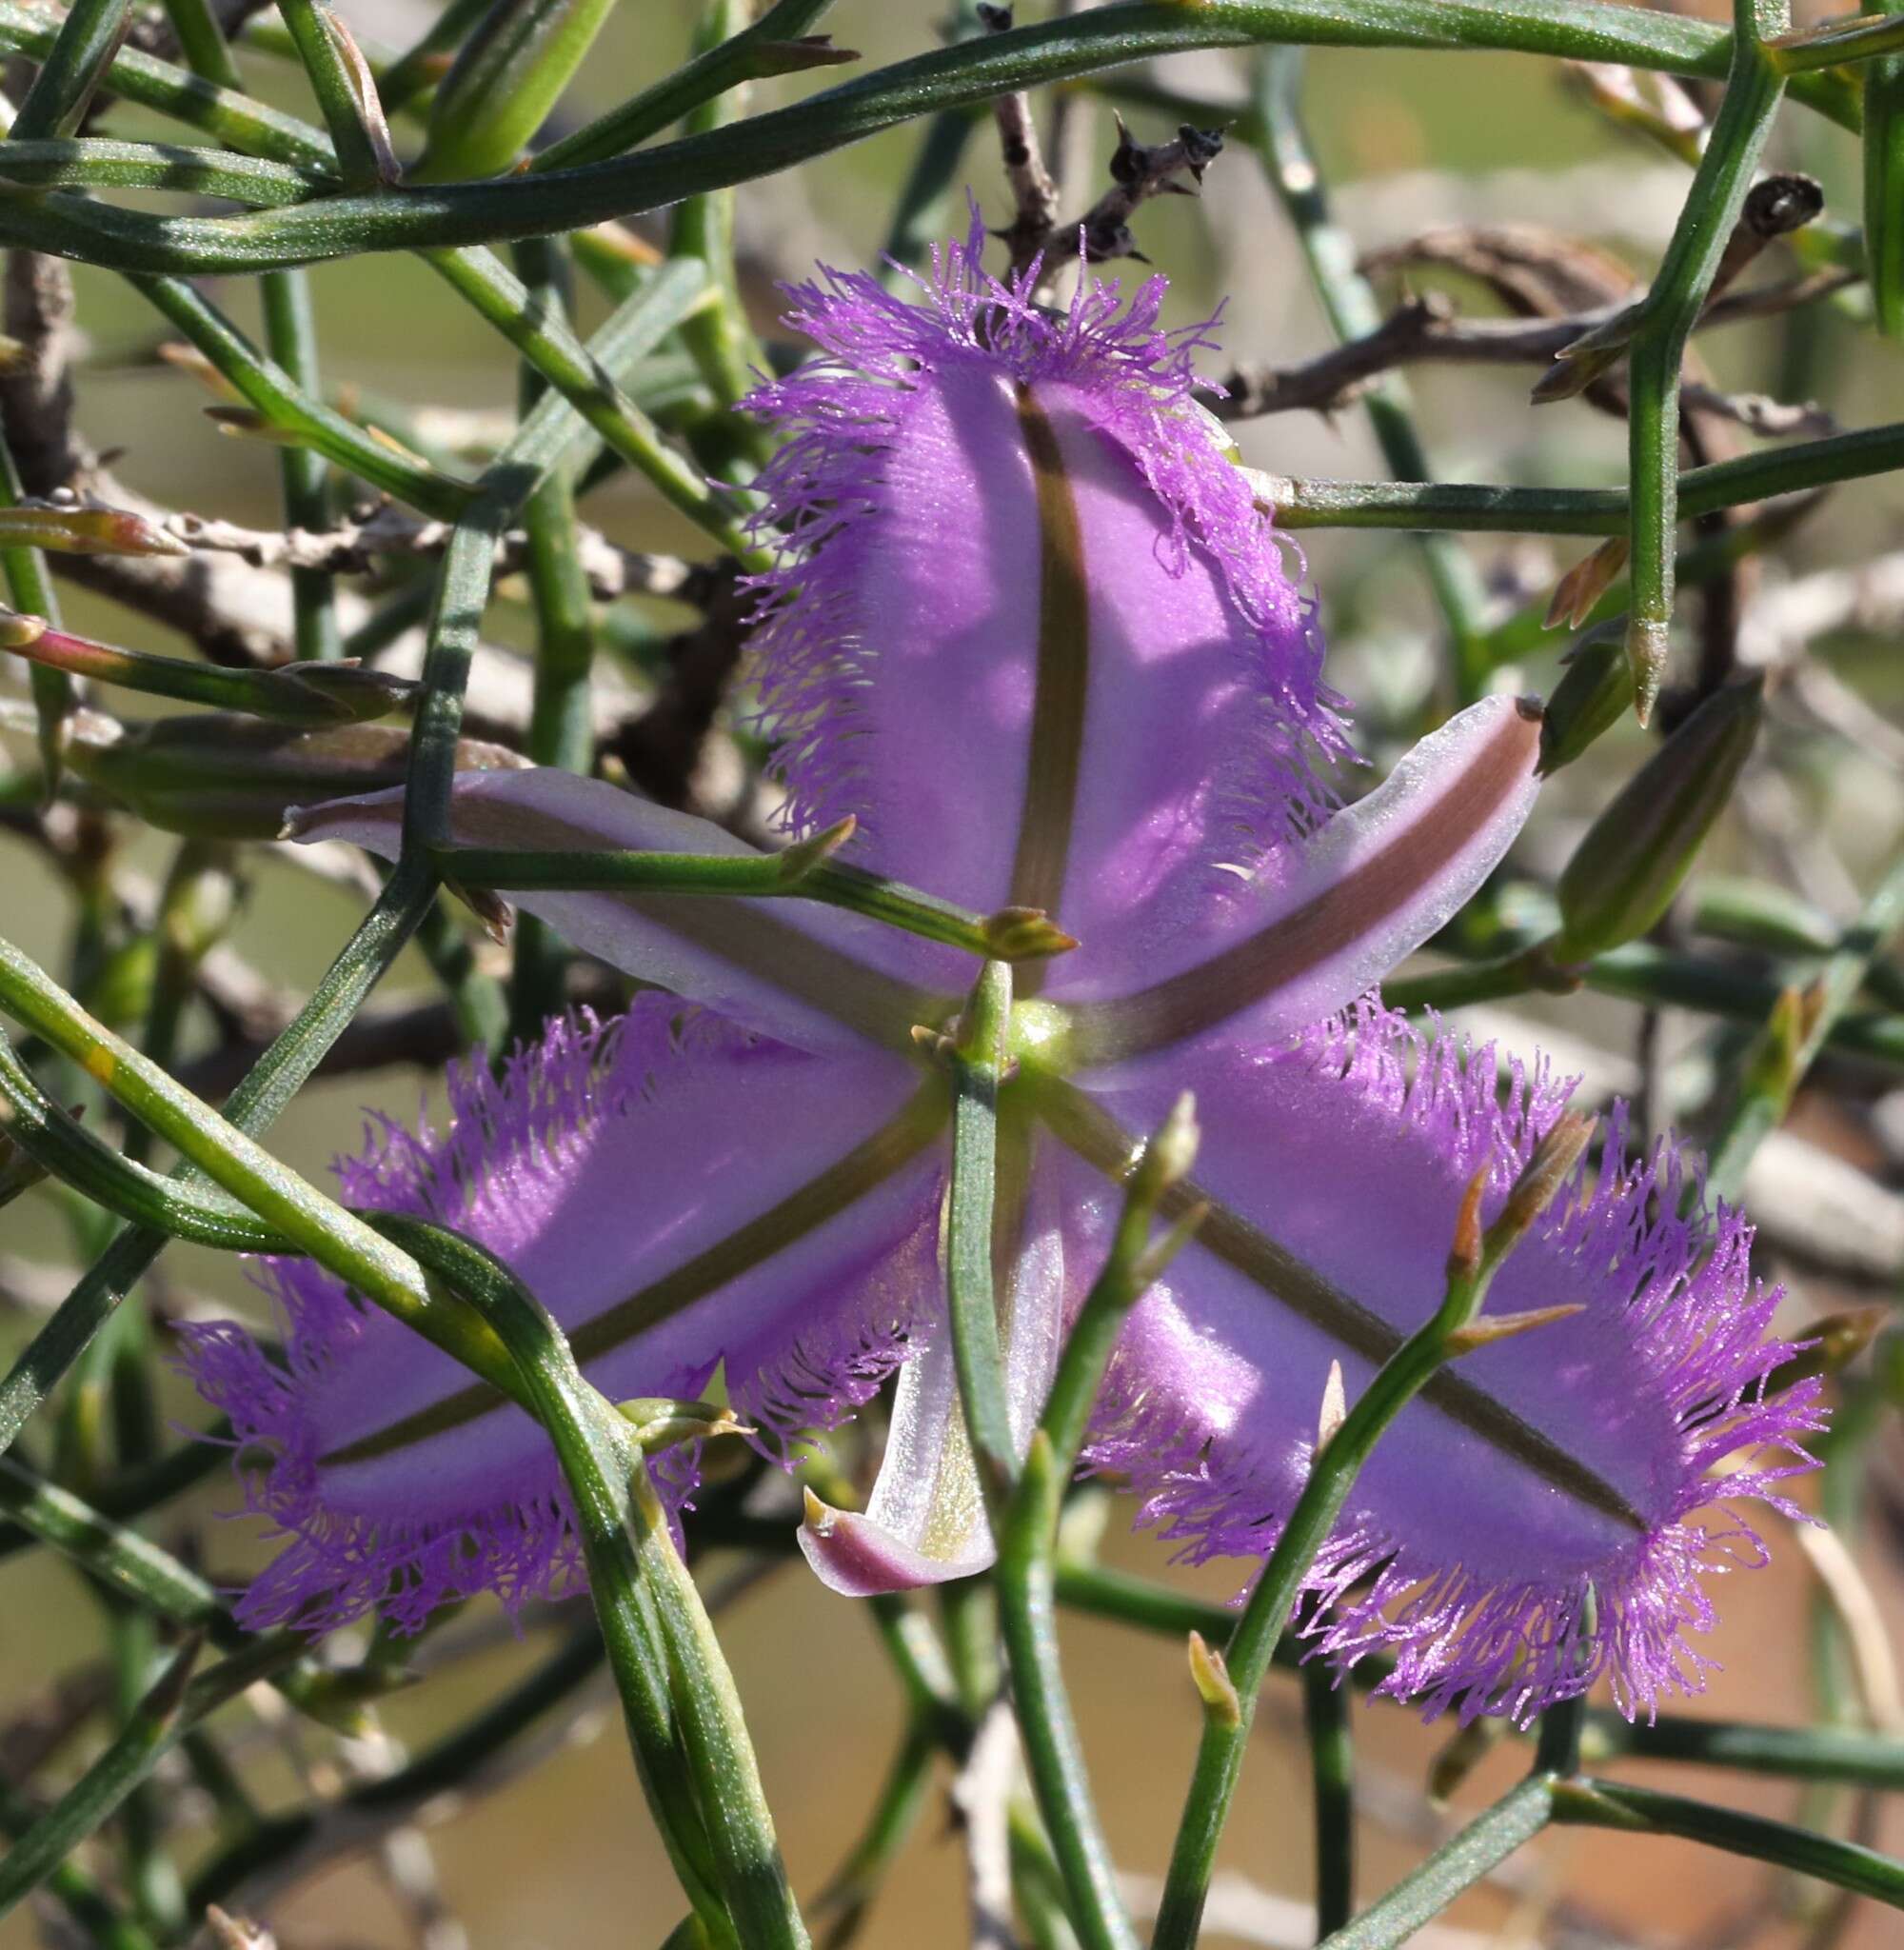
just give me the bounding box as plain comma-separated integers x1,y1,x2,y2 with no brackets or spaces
318,1082,951,1469
1033,1074,1648,1537
1008,386,1092,999
1064,702,1541,1063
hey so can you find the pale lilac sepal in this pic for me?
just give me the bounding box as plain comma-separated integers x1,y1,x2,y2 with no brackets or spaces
801,1139,1068,1597
285,768,954,1054
1058,695,1544,1059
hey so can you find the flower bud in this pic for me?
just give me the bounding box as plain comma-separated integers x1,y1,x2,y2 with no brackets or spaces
1537,627,1634,775
0,619,414,726
0,505,187,558
1553,675,1764,962
1129,1090,1200,1206
614,1396,753,1453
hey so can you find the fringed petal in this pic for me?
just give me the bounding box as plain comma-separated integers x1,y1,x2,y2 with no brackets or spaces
286,767,955,1054
179,1000,942,1634
1075,1005,1824,1723
742,213,1352,992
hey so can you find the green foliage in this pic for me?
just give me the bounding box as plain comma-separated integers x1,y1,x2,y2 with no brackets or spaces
1,4,1902,1947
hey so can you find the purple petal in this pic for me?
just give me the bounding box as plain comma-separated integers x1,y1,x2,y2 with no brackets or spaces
1057,695,1543,1062
1073,1007,1823,1723
287,767,955,1054
179,1001,942,1634
743,220,1352,990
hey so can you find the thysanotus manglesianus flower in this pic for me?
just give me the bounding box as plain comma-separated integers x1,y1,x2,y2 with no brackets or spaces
181,225,1823,1722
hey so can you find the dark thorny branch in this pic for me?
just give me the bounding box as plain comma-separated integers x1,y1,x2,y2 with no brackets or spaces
1217,172,1838,430
982,5,1223,281
167,507,722,610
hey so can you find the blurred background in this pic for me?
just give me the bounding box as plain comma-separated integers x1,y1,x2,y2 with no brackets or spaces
4,2,1904,1946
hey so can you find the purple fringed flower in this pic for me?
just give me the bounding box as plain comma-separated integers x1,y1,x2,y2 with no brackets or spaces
181,224,1823,1722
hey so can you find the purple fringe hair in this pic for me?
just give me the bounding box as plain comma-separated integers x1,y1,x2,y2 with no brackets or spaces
177,999,927,1635
738,210,1354,878
1085,1005,1827,1724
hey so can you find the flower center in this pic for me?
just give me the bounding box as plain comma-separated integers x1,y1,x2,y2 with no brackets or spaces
1004,997,1076,1081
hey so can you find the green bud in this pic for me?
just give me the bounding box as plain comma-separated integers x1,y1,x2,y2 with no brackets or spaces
1537,627,1633,775
1130,1091,1200,1205
1762,1306,1889,1399
0,505,187,558
1553,675,1765,962
414,0,622,184
1,619,414,726
979,905,1080,961
614,1396,753,1453
63,712,523,840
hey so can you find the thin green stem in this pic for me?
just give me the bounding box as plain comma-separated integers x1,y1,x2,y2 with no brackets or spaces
0,137,327,203
160,0,243,85
0,621,409,722
530,0,841,172
944,961,1018,1497
1384,936,1904,1070
1258,420,1904,532
0,3,1860,274
1550,1778,1904,1906
433,839,1075,964
164,0,343,682
260,269,343,661
670,0,775,467
1772,9,1904,70
993,1122,1197,1950
0,421,71,797
9,0,133,137
1251,47,1491,702
275,0,391,189
376,0,492,117
380,1218,804,1948
1706,846,1904,1195
1150,1124,1589,1949
1317,1775,1556,1950
511,236,597,1036
1622,0,1789,719
1301,1655,1355,1939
